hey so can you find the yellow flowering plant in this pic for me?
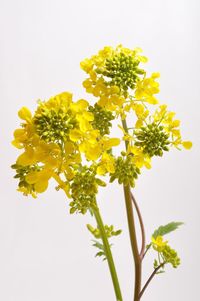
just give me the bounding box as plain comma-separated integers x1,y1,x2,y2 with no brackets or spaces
11,45,192,301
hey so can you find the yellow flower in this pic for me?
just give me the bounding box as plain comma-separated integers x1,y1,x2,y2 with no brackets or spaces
25,169,52,193
80,59,94,73
152,236,168,252
81,45,147,106
134,73,160,104
17,147,37,166
132,103,149,128
70,99,89,113
96,152,115,175
129,145,151,169
182,141,193,149
79,137,120,161
18,107,32,122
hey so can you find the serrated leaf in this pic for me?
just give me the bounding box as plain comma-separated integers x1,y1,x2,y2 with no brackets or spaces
152,222,184,238
92,240,105,251
95,251,105,257
156,270,165,274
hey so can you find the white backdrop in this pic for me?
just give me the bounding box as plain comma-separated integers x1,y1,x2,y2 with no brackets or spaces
0,0,199,300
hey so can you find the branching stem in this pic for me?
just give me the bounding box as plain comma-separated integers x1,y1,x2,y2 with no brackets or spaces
139,262,166,299
130,192,146,259
123,185,142,301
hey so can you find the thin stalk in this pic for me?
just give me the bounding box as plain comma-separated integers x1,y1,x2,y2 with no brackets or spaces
93,207,123,301
122,118,142,301
139,262,166,299
123,185,142,301
56,177,123,301
131,192,146,259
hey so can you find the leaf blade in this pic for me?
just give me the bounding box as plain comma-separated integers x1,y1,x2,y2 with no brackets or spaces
152,222,184,238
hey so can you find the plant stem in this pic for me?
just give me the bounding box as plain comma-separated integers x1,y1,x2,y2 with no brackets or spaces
139,262,166,299
131,192,146,259
53,174,122,300
123,185,142,301
121,118,142,301
93,207,123,301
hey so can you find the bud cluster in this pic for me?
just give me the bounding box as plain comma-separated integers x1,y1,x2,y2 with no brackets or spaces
69,167,99,214
134,123,170,157
110,155,140,187
11,163,40,195
88,104,114,135
96,52,145,95
34,108,77,143
87,224,122,239
162,245,180,268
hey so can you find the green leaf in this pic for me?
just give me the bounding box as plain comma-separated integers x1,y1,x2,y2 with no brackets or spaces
152,222,184,238
95,251,105,257
92,240,104,251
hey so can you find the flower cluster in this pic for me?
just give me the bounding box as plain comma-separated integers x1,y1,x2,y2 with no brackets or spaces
69,166,106,214
11,92,120,202
87,224,122,239
109,155,140,187
88,104,114,136
152,236,180,268
12,45,192,208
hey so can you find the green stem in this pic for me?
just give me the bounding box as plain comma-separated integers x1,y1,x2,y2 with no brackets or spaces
93,207,123,301
57,175,122,299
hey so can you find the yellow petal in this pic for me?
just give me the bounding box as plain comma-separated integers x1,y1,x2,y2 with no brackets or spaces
103,138,120,150
71,99,89,112
146,96,159,105
80,59,93,73
64,141,75,155
182,141,192,150
151,72,160,79
97,165,107,175
85,144,102,160
11,140,24,149
18,107,32,122
69,129,82,141
83,111,94,121
34,180,48,193
77,117,91,132
172,120,180,127
17,148,36,166
25,171,39,184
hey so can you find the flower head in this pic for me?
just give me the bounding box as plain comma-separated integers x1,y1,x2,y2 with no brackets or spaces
81,45,147,110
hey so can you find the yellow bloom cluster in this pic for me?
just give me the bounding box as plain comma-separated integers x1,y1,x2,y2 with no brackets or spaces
12,45,192,205
12,92,120,198
151,236,180,268
81,45,148,111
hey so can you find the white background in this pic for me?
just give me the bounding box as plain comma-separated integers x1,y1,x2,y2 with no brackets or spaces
0,0,199,300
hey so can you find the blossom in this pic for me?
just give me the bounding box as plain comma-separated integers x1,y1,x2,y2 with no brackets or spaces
134,73,160,104
151,236,168,252
96,152,115,175
81,45,147,110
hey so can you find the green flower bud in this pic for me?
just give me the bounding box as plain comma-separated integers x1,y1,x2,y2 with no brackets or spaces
97,52,145,95
69,167,99,214
34,108,77,143
109,155,140,187
88,104,114,135
162,245,180,268
11,163,41,195
134,123,170,157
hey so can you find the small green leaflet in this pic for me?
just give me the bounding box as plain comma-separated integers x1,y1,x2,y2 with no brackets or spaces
152,222,184,238
92,240,112,261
